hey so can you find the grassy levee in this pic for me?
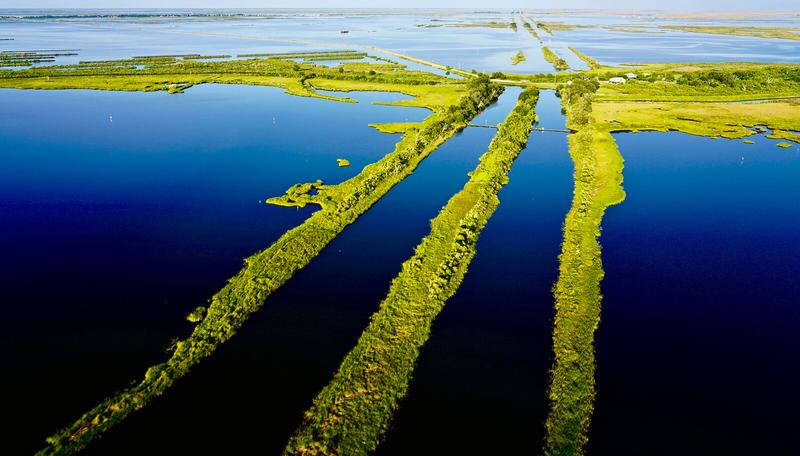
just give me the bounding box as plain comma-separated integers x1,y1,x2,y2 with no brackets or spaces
592,99,800,139
543,47,570,71
284,87,540,456
35,76,503,456
569,47,601,70
544,79,625,456
0,56,452,101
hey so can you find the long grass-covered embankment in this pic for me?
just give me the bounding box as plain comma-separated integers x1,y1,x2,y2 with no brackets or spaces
0,54,452,101
545,79,625,456
284,87,540,456
542,47,570,71
569,47,600,70
35,75,503,456
522,18,543,42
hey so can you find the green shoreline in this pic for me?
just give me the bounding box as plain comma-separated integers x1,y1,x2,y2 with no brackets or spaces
544,79,625,456
543,47,570,71
33,72,502,456
285,87,540,456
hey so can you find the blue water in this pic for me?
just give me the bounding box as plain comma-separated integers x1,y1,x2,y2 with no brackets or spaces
73,87,523,455
3,10,798,72
378,90,573,454
0,83,428,454
591,132,800,455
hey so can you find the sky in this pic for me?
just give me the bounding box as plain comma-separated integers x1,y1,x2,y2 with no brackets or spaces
1,1,797,11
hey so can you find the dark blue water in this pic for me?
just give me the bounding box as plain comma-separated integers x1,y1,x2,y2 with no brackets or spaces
590,132,800,455
0,84,428,454
378,91,573,455
19,87,523,455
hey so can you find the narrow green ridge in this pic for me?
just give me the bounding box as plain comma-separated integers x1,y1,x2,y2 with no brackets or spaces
284,87,540,456
569,47,601,70
36,76,503,456
543,47,570,71
544,79,625,456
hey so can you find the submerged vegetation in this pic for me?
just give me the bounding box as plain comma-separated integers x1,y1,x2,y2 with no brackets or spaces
542,47,570,71
31,63,502,455
285,87,540,456
545,78,625,456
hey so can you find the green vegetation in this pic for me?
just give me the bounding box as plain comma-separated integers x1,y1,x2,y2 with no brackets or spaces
284,87,540,456
236,50,368,61
182,54,231,60
454,21,514,29
545,78,625,456
368,122,419,134
592,100,800,139
185,306,206,323
522,20,542,41
596,63,800,101
0,55,456,104
512,50,527,65
543,47,570,71
767,129,800,143
777,142,793,148
537,22,591,32
743,139,755,144
569,47,600,70
663,25,800,41
35,75,502,456
336,158,351,167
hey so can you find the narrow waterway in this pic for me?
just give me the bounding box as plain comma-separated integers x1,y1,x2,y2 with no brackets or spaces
379,90,574,455
80,88,525,455
0,84,426,454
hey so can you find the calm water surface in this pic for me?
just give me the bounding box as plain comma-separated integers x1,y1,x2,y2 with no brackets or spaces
78,86,524,455
592,132,800,455
0,83,427,454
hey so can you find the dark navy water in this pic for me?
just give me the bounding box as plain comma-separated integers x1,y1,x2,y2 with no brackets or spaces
591,132,800,455
74,87,522,455
0,84,428,454
378,90,573,455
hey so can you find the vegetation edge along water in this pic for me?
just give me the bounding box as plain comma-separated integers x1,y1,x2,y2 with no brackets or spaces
33,70,503,456
544,78,625,456
284,87,540,456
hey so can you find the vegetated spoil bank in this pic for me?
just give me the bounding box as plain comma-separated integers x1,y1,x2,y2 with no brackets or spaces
33,72,503,455
542,46,570,71
285,87,540,456
544,78,625,456
378,90,575,455
591,131,800,455
0,83,424,455
79,88,520,456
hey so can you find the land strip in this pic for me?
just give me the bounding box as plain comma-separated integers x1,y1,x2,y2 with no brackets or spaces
545,79,625,456
27,62,502,456
284,86,540,456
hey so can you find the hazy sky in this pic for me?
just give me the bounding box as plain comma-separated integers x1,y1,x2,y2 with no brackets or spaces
2,1,798,11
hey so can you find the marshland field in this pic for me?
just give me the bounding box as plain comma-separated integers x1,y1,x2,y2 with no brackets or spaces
2,7,799,456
